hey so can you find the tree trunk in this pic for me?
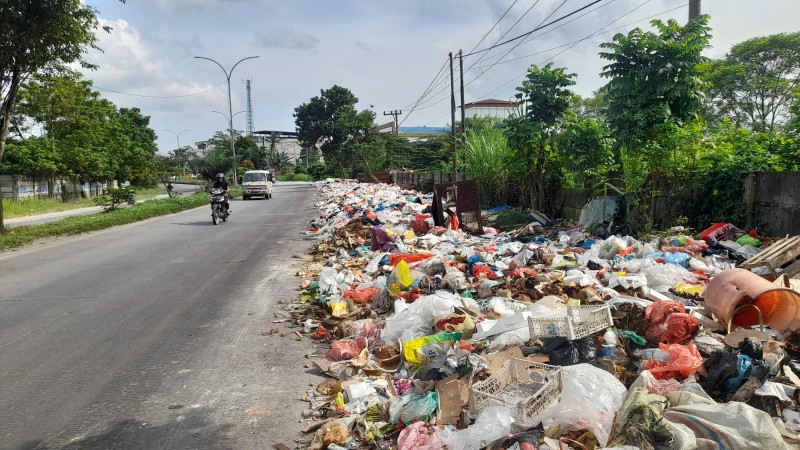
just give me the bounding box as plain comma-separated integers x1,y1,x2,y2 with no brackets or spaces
0,65,24,234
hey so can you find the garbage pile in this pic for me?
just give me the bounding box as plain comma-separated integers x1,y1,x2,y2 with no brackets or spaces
289,179,800,450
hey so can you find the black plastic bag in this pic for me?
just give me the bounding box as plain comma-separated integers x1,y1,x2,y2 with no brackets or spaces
739,338,763,360
542,336,597,366
701,351,739,395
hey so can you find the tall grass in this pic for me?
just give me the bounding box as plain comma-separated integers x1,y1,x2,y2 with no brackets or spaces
277,173,313,182
461,127,521,207
3,187,170,219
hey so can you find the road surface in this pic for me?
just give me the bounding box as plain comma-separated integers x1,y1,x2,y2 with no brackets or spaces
0,182,323,449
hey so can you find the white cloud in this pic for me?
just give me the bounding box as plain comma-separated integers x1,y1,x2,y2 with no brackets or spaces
254,31,319,51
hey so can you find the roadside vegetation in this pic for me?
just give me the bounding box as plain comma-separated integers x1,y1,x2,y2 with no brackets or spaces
3,187,170,218
0,193,210,250
277,173,313,182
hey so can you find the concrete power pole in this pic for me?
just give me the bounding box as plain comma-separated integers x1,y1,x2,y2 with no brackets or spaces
449,52,457,176
459,49,466,138
689,0,701,20
383,110,402,134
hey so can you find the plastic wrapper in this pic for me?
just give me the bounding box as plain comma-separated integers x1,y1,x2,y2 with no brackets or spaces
329,300,349,318
629,370,682,396
533,364,626,446
389,252,434,266
641,343,704,380
488,297,529,317
440,269,469,291
436,313,476,338
437,406,514,450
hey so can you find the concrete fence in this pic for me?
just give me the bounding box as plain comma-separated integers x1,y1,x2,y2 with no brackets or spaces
0,175,115,200
745,171,800,236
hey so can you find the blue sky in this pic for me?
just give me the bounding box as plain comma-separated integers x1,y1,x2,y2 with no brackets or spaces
82,0,800,154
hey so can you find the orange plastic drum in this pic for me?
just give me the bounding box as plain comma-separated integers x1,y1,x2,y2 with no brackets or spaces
705,268,800,332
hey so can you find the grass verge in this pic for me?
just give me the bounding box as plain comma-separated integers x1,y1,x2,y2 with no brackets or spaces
3,187,169,219
0,192,210,250
277,173,313,182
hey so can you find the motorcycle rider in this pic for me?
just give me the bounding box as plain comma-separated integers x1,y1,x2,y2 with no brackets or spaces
212,173,231,213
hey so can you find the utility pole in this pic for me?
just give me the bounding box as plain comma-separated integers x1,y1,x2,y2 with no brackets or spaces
383,110,402,134
449,52,457,176
689,0,701,20
459,49,466,138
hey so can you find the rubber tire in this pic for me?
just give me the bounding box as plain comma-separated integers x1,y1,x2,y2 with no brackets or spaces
212,205,219,225
243,195,249,200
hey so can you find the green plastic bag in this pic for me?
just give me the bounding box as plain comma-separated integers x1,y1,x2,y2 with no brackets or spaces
737,235,761,248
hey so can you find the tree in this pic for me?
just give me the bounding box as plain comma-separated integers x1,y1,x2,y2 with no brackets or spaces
599,16,712,228
504,63,576,211
116,107,159,186
293,85,375,176
706,32,800,133
297,144,321,166
557,115,615,190
267,150,294,175
192,147,232,181
0,0,115,232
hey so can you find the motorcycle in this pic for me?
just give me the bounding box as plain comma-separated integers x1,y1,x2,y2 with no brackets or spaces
209,188,229,225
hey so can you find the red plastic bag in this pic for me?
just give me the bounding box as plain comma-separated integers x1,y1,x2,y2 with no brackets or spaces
327,337,367,361
641,343,703,380
396,287,424,303
342,287,381,304
645,300,686,323
646,312,699,344
472,265,498,280
411,217,431,235
389,253,433,266
509,267,538,278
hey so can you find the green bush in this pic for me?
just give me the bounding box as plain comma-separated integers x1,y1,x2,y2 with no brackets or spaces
277,173,313,182
0,193,210,250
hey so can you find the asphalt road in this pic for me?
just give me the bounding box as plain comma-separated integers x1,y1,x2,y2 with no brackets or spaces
0,182,323,449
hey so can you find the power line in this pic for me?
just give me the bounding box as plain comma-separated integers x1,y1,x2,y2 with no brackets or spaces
464,0,544,73
470,0,618,71
93,81,225,98
463,0,604,57
466,0,522,55
399,58,451,126
464,0,570,89
471,1,683,102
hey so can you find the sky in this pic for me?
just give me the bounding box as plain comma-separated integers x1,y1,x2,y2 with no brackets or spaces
81,0,800,154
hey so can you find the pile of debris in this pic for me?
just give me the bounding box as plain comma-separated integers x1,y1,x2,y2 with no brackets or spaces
288,179,800,450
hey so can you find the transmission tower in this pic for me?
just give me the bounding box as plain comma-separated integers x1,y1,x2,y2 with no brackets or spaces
244,78,254,136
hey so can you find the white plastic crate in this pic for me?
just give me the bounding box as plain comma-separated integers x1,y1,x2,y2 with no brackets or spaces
528,304,613,340
470,358,563,421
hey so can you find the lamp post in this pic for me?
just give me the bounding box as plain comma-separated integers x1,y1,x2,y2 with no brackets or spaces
165,128,190,178
194,55,259,187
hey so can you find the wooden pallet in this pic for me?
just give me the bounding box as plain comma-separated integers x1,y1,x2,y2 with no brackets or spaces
740,235,800,281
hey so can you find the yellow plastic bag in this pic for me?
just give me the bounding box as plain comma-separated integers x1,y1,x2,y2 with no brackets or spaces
329,301,349,318
403,332,462,364
674,283,704,297
388,260,414,296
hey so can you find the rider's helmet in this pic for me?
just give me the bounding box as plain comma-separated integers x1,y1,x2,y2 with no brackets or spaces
215,173,225,179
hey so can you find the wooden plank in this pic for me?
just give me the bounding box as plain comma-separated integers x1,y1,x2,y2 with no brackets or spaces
745,236,800,266
782,258,800,279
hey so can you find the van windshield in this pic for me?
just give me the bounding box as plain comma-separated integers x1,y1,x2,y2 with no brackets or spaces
243,173,266,182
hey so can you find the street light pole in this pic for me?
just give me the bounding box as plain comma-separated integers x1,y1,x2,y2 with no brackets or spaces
194,55,259,187
165,128,190,178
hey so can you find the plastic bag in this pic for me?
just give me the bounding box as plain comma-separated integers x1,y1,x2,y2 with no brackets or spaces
436,313,476,338
403,332,462,364
437,406,514,450
533,364,627,446
329,300,349,318
472,264,498,280
391,391,439,424
542,337,597,366
342,287,381,304
389,252,434,266
701,351,740,395
397,422,447,450
322,421,349,446
319,267,339,293
387,260,415,296
629,370,682,396
488,297,528,317
646,312,699,344
641,343,703,380
382,291,467,342
326,337,367,361
644,300,685,323
440,269,468,291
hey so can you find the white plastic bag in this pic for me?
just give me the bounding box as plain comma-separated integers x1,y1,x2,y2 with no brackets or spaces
382,291,466,342
532,364,627,446
437,407,514,450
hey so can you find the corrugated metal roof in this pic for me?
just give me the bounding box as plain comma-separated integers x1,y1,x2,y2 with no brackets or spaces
398,126,450,135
